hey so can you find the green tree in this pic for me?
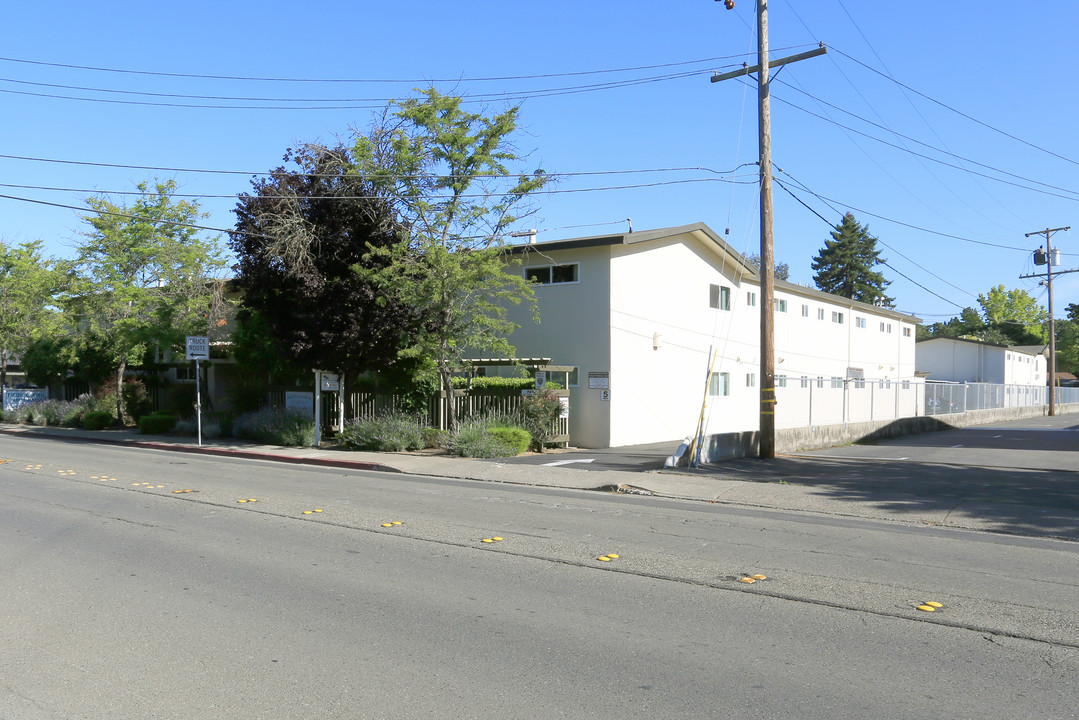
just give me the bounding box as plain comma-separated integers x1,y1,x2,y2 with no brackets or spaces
745,253,790,281
75,180,227,422
0,240,70,388
976,285,1049,345
811,212,892,305
352,89,551,430
1056,319,1079,375
924,307,984,339
230,143,416,388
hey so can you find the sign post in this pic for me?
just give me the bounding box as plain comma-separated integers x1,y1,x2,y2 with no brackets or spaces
186,336,210,446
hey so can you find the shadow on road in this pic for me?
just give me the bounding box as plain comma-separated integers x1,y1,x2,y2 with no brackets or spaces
708,455,1079,539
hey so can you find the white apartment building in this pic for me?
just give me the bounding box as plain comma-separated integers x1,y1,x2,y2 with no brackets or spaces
488,223,919,449
916,337,1046,385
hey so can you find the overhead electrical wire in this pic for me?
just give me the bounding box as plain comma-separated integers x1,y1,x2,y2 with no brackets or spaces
830,46,1079,169
0,47,819,84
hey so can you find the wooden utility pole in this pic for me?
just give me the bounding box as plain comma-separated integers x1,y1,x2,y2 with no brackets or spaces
711,3,826,459
1021,226,1071,416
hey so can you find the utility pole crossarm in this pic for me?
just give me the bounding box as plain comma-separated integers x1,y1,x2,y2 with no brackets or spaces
711,44,828,83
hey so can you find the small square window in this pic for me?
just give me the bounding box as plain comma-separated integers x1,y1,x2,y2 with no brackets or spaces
903,327,912,337
773,299,787,313
855,316,866,328
832,311,845,324
710,284,731,310
776,375,787,388
747,291,757,307
831,376,843,389
709,371,730,396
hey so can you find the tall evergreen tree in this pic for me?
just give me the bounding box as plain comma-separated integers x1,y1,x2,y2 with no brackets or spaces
811,212,893,306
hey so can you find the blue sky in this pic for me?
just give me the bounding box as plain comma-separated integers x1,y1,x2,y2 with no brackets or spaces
3,0,1078,324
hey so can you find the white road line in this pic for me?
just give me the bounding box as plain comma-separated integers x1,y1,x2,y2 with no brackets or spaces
541,458,596,467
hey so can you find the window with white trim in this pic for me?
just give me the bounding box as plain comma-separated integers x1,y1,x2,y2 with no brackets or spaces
832,311,845,324
818,308,825,320
746,372,756,387
525,264,578,285
776,375,787,388
709,371,730,396
903,327,912,337
801,304,810,317
855,316,866,328
773,299,788,313
747,291,757,307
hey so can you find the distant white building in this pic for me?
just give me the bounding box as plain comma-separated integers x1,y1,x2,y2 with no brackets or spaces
482,223,920,449
916,337,1046,385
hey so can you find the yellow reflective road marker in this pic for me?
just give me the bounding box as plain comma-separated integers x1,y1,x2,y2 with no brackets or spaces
925,601,943,608
739,577,756,583
597,556,611,561
492,537,504,542
752,574,767,580
381,523,392,527
917,605,936,612
482,538,494,543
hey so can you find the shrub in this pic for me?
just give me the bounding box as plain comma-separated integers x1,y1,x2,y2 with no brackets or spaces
518,389,565,451
63,394,111,427
122,379,153,423
232,407,315,447
449,376,562,391
486,426,530,455
173,415,223,439
138,413,176,435
339,413,425,452
81,410,115,430
449,418,530,458
422,427,447,449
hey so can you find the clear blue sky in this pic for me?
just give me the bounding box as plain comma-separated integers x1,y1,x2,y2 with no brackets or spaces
3,0,1078,324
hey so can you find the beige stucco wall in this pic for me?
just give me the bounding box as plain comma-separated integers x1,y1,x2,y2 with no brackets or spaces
501,245,613,448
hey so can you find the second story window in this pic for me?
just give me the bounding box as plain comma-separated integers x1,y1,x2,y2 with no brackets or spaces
710,284,731,310
525,264,578,285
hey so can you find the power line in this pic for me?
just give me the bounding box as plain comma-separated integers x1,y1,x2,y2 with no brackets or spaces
772,169,1029,252
0,49,817,84
772,177,967,311
0,152,752,181
830,46,1079,168
772,78,1079,200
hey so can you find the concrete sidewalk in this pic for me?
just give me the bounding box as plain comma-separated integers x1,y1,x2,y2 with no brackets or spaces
3,422,1077,541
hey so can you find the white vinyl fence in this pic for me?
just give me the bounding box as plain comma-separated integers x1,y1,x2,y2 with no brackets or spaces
774,379,1079,429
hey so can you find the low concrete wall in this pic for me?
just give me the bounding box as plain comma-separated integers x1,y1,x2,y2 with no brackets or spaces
697,402,1079,462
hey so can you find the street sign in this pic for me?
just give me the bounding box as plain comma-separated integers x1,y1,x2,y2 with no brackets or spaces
186,336,209,360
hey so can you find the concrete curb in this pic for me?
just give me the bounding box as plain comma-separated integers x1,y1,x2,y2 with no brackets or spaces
0,426,397,473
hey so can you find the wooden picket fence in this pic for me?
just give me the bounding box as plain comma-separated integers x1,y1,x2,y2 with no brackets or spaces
268,387,570,444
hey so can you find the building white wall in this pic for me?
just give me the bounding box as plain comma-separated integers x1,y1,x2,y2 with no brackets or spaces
608,233,759,446
915,338,1050,386
499,226,920,448
500,245,613,448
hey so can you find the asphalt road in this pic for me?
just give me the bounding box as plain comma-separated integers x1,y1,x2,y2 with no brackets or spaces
2,435,1077,719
